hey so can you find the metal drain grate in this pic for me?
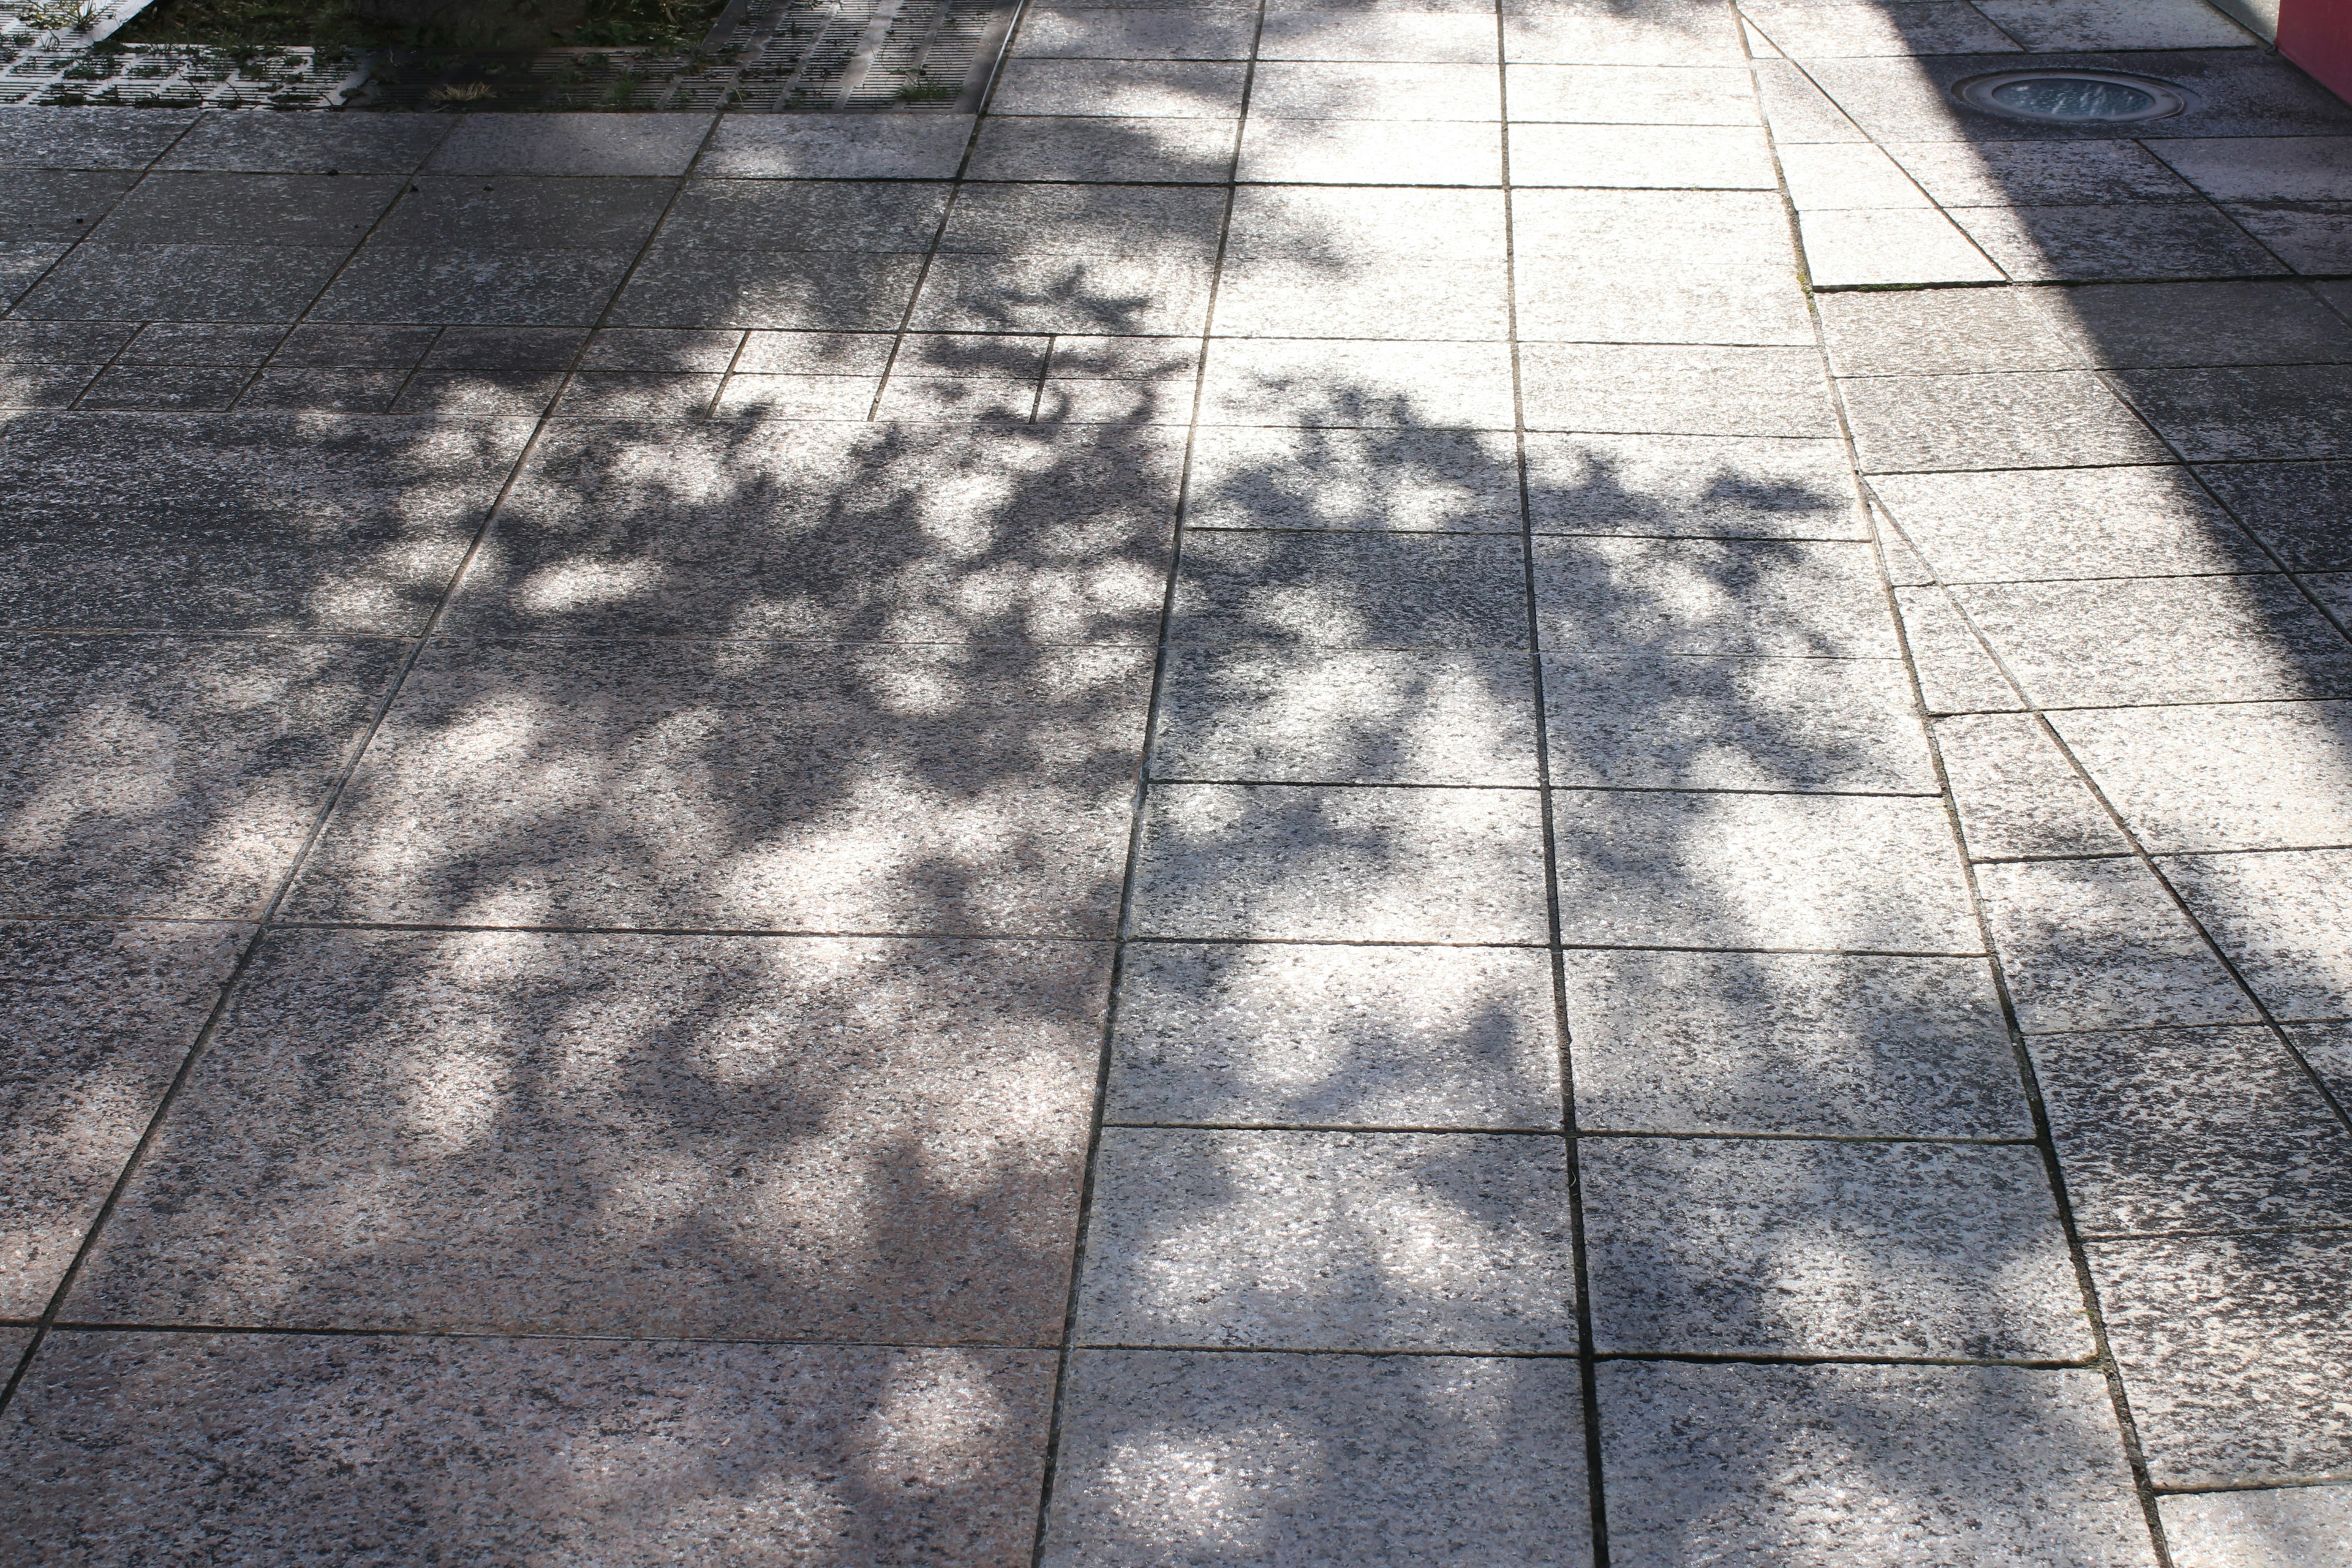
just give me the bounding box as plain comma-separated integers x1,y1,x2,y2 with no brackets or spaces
1953,70,2191,124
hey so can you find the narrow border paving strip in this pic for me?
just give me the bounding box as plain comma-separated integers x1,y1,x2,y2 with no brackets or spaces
6,0,2352,1561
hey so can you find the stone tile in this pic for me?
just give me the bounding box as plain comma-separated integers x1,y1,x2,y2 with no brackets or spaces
13,243,346,322
1955,203,2288,284
2090,1231,2352,1487
711,373,881,418
611,248,924,331
916,184,1224,335
235,369,405,413
698,114,976,178
0,922,246,1317
1199,338,1518,428
1510,189,1812,346
2198,462,2352,571
1533,538,1896,658
0,1332,1054,1567
1798,208,2007,288
1217,191,1510,337
2052,702,2352,853
287,641,1153,936
1975,0,2254,48
2151,137,2352,202
1597,1363,2158,1567
459,421,1178,640
1755,56,1868,142
1256,10,1500,61
423,112,714,175
70,930,1104,1342
2168,849,2352,1022
1186,426,1520,532
1107,942,1561,1128
1841,371,2168,473
1012,7,1258,59
1249,61,1501,120
1818,287,2087,377
1977,858,2256,1033
1868,466,2262,582
1562,949,2026,1137
1741,0,2022,56
1041,1351,1588,1567
2228,201,2352,274
650,179,949,252
364,177,669,255
967,115,1237,181
77,365,249,412
1238,118,1504,186
1503,63,1757,124
0,413,530,633
1152,647,1537,785
0,364,96,409
91,172,402,248
2031,1024,2352,1236
726,330,892,376
1170,531,1529,650
1894,585,2023,714
2290,1022,2352,1106
0,321,137,364
269,323,442,369
1507,123,1776,188
1072,1128,1576,1351
1503,3,1748,66
392,370,565,416
0,108,196,170
555,371,723,418
580,326,743,372
118,322,288,366
2163,1485,2352,1568
1131,782,1548,942
1523,434,1863,540
1888,138,2199,206
314,246,638,327
1936,712,2127,859
1519,344,1838,437
0,170,137,242
423,323,590,369
1544,654,1932,791
2117,366,2352,462
989,58,1250,116
1778,141,1933,211
1951,576,2352,706
1585,1139,2086,1358
1,635,403,920
154,112,452,174
1550,791,1979,952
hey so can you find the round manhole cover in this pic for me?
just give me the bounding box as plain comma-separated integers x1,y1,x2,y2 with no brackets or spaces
1953,70,2192,124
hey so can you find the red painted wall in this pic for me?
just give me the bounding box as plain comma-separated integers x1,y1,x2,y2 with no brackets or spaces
2279,0,2352,104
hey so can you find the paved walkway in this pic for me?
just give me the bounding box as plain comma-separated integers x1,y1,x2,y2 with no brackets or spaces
4,1,2352,1562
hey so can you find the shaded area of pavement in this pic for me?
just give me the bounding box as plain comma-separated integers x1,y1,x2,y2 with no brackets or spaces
2,0,2352,1562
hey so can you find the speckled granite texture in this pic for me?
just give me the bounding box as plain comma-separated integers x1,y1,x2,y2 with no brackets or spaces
6,0,2352,1557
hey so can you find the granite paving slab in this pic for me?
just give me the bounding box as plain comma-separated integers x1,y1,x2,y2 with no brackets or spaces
1978,857,2258,1034
284,641,1153,935
1073,1128,1577,1351
1107,941,1561,1129
2165,849,2352,1022
0,922,246,1318
2162,1485,2352,1568
2051,702,2352,853
1,635,404,920
1039,1351,1593,1568
1935,712,2130,860
0,1332,1055,1567
2090,1229,2352,1488
69,930,1104,1343
1596,1362,2158,1568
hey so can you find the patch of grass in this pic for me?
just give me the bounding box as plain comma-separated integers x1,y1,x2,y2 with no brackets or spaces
117,0,728,51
